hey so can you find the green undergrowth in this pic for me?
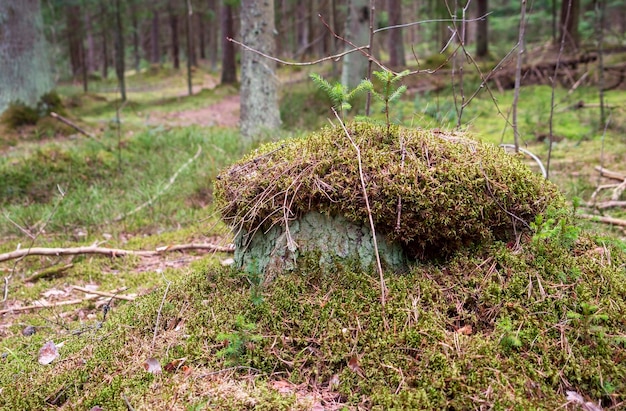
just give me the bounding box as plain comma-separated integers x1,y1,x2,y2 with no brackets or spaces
1,221,624,409
216,121,564,258
0,125,243,238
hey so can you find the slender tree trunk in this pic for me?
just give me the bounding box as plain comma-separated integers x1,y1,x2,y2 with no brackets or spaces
476,0,489,57
84,9,96,72
240,0,281,139
388,0,406,67
198,13,206,60
168,1,180,69
114,0,126,101
559,0,580,51
131,2,141,73
220,3,237,84
186,2,193,96
151,8,161,64
100,1,109,79
66,4,83,79
207,0,219,71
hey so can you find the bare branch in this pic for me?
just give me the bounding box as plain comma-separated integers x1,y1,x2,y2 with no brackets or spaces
227,37,368,67
50,112,97,139
578,213,626,228
0,243,234,263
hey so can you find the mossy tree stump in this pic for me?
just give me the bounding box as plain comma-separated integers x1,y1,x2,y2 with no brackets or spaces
216,122,563,279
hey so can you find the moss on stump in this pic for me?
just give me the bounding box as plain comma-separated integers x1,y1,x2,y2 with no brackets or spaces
216,121,564,275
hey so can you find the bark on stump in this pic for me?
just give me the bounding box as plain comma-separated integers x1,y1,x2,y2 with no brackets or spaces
235,211,407,281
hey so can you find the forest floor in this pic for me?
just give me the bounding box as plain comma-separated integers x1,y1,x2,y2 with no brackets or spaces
1,65,626,410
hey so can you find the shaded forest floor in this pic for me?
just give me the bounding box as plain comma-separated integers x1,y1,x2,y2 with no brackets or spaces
1,64,626,410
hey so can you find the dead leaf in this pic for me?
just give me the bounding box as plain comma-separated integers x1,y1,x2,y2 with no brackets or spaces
143,357,162,374
38,341,60,365
90,406,104,411
164,357,186,373
565,391,603,411
457,325,473,335
347,355,365,377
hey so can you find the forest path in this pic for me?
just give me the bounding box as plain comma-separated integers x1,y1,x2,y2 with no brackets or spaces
155,94,241,128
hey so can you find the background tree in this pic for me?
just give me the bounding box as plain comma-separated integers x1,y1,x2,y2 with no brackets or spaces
559,0,580,51
387,0,406,67
240,0,281,139
0,0,53,113
475,0,489,57
113,0,126,101
341,0,371,89
220,1,237,84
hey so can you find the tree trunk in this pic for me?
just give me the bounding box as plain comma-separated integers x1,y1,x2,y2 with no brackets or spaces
220,3,237,84
207,0,219,71
198,13,206,60
475,0,488,57
341,0,370,89
240,0,281,139
130,1,141,73
66,4,83,79
168,1,180,69
0,0,53,113
186,2,193,96
84,9,96,72
100,1,109,79
559,0,580,51
151,8,161,64
114,0,126,101
388,0,406,67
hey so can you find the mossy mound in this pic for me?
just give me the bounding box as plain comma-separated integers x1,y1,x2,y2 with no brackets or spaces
216,121,564,260
2,230,624,410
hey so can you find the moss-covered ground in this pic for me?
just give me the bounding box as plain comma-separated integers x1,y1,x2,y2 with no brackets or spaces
1,63,625,410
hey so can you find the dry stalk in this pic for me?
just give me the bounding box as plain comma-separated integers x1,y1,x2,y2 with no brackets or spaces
333,109,387,308
114,145,202,221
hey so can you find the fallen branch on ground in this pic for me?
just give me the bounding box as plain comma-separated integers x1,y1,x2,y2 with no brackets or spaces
0,243,234,264
584,201,626,210
577,213,626,228
594,166,626,181
50,112,97,139
72,285,135,301
0,287,129,315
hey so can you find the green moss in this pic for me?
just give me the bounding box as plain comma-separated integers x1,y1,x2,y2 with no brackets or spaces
216,121,564,260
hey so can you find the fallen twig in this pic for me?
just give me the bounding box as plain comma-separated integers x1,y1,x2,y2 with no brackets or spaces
594,166,626,181
584,201,626,210
114,145,203,221
0,243,234,263
1,295,99,315
72,285,135,301
578,213,626,227
50,112,96,139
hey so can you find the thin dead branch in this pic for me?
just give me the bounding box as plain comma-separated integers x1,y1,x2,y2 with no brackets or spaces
0,287,129,315
594,166,626,181
333,109,387,308
72,285,135,301
584,201,626,210
0,243,234,264
578,213,626,228
50,112,96,139
228,37,369,67
114,145,203,221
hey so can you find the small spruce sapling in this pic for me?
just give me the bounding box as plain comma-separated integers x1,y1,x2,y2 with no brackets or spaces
368,69,410,134
309,73,371,119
